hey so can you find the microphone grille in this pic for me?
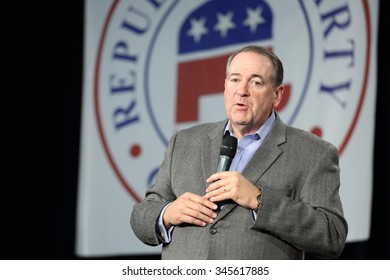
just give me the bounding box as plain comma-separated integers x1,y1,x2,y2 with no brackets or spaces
220,134,237,158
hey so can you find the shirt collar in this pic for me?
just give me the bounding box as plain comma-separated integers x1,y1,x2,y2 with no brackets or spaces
224,111,276,140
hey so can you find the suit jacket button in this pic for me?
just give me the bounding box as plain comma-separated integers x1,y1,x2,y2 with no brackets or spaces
209,228,217,234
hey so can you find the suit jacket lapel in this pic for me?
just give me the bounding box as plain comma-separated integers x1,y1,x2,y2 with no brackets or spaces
242,115,286,185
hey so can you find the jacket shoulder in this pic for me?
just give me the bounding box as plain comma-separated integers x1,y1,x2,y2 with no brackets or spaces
175,120,227,138
285,125,338,152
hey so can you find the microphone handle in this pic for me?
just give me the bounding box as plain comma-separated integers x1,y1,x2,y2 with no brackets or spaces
214,155,234,210
216,155,233,173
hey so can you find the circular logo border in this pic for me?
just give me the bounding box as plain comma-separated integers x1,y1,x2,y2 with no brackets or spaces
94,0,372,202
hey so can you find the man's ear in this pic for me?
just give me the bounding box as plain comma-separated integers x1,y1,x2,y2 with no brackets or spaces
273,85,284,108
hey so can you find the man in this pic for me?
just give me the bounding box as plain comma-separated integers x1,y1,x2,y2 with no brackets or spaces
130,45,348,259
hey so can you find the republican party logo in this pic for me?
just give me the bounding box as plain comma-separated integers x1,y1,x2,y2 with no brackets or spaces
94,0,372,202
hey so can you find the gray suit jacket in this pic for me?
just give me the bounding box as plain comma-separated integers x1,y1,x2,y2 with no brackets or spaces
130,114,348,259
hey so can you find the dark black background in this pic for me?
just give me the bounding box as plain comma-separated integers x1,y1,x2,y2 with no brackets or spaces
1,1,389,259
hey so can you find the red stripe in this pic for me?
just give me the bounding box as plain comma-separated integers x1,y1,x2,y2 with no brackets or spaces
176,54,229,123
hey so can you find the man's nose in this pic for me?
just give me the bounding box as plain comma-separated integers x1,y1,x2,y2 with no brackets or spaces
237,82,249,96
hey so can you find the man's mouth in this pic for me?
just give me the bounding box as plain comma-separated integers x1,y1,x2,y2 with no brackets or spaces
236,102,247,107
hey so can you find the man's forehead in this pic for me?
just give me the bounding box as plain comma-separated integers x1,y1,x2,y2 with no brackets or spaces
228,72,262,78
229,54,271,75
232,51,271,65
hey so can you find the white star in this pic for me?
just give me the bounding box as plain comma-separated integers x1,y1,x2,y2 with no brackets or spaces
214,11,236,37
186,17,209,43
243,6,265,33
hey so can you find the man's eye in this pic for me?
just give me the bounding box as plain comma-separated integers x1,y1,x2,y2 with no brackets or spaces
251,80,262,87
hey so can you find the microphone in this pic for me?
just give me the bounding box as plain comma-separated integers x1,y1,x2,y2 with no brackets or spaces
216,134,237,172
214,135,237,210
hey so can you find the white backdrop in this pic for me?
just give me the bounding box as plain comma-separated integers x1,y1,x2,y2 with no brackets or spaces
76,0,378,257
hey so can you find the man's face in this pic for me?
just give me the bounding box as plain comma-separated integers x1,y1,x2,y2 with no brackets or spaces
224,51,283,137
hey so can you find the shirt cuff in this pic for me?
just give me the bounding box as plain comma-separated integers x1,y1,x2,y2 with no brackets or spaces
156,203,174,243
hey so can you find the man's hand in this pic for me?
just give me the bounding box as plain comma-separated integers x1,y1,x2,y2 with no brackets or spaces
205,171,261,210
163,192,218,228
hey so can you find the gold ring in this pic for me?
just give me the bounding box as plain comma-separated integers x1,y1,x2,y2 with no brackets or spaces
223,186,227,192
